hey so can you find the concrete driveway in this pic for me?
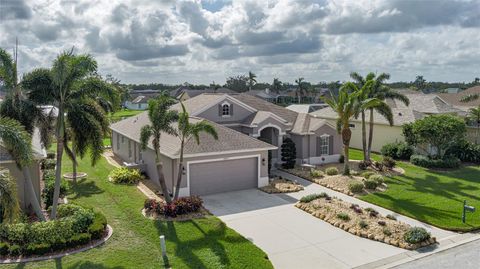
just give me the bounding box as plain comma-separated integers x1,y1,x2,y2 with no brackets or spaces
203,172,456,269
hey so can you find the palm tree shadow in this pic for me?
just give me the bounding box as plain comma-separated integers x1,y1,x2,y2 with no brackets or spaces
68,177,104,199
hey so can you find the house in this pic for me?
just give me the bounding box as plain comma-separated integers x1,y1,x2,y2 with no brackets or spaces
286,104,328,113
125,95,152,110
438,86,480,111
0,128,45,211
110,93,341,197
311,93,467,152
174,87,235,101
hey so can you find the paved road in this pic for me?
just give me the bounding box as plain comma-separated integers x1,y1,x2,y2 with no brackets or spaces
395,239,480,269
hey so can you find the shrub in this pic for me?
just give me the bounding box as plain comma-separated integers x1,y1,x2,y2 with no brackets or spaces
42,169,55,180
0,242,8,255
372,161,384,171
46,152,56,159
42,159,56,170
364,179,378,190
26,243,51,255
446,139,480,163
358,161,369,170
300,193,328,203
365,207,379,217
382,156,396,169
358,220,368,229
386,214,397,220
325,167,338,175
410,155,460,169
143,196,203,218
336,213,350,221
350,204,363,214
381,142,413,160
369,174,385,185
348,182,364,193
281,138,297,169
8,244,21,255
360,171,376,179
69,233,91,246
88,211,108,240
378,220,386,226
339,155,345,163
383,227,392,236
109,167,143,184
403,227,431,244
310,169,324,178
42,178,69,207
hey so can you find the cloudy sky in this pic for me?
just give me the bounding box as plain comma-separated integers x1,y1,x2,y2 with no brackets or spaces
1,0,479,85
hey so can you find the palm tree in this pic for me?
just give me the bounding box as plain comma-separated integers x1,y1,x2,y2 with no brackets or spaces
248,71,257,91
295,77,307,103
467,106,480,144
0,171,20,224
0,116,44,221
24,50,111,219
140,95,178,204
173,102,218,199
322,82,384,175
272,78,282,94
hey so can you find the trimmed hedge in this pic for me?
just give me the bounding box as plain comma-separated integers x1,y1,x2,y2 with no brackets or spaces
325,167,339,175
310,169,324,178
410,155,460,169
42,176,69,207
109,167,143,184
42,159,57,170
300,192,329,203
381,142,414,160
144,196,203,218
0,204,107,256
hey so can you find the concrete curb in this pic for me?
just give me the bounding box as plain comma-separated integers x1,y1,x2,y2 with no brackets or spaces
354,233,480,269
0,224,113,264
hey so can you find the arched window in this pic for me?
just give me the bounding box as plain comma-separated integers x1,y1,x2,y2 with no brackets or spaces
222,103,230,116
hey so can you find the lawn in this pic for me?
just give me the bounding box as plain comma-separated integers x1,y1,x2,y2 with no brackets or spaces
5,154,272,268
349,148,480,232
111,109,144,120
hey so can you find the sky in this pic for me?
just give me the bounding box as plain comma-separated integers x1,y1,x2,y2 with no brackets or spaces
0,0,479,85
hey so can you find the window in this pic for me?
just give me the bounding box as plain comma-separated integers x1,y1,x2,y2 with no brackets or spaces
349,123,356,128
116,133,120,150
128,140,132,158
121,135,125,144
320,136,329,155
138,143,143,162
222,104,230,116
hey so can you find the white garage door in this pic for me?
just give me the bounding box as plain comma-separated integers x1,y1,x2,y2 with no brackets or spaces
189,157,258,196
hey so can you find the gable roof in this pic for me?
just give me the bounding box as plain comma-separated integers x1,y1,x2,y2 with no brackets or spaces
438,86,480,109
110,112,276,159
233,93,298,125
388,93,462,114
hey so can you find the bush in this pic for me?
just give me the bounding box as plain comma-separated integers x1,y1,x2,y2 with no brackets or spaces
364,179,378,190
42,159,56,170
358,220,368,229
46,152,56,159
350,204,363,214
42,178,69,207
109,167,143,184
299,193,328,203
382,156,396,169
348,182,364,193
358,161,369,170
69,233,91,246
42,169,55,180
403,227,431,244
339,155,345,163
365,207,379,217
383,227,392,236
281,138,297,169
26,243,51,255
410,155,460,169
381,142,413,160
369,174,385,185
336,213,350,221
144,196,203,218
310,169,324,178
325,167,338,175
8,244,21,255
446,139,480,163
0,242,8,255
88,211,108,240
360,171,376,179
378,220,386,226
386,214,397,220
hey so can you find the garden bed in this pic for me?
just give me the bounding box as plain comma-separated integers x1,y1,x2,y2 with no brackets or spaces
259,177,304,193
296,194,436,250
143,197,209,221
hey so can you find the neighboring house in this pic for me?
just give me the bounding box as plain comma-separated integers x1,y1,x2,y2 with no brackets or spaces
111,93,341,197
438,86,480,111
0,128,45,211
287,104,328,113
175,87,235,101
312,93,467,152
125,96,156,110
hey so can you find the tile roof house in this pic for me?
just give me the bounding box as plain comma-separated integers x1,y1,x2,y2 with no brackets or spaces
437,86,480,111
111,93,341,197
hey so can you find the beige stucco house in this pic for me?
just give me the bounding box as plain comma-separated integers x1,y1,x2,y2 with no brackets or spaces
111,93,341,197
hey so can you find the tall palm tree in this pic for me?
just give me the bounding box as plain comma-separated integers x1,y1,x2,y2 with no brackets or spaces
0,171,20,223
173,103,218,199
467,106,480,144
0,116,44,221
322,82,384,175
272,78,282,94
295,77,307,103
140,95,178,204
24,50,111,219
248,71,257,91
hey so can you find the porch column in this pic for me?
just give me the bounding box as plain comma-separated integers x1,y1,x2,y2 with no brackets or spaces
277,133,283,164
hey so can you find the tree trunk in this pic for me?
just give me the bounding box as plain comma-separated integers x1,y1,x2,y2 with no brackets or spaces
367,108,374,161
50,137,64,219
342,127,352,175
174,140,184,200
72,151,77,184
156,162,172,204
361,111,367,162
22,168,45,221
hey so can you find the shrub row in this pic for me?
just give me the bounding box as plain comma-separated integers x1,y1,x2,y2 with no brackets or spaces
410,155,460,169
41,159,57,170
0,204,107,256
42,175,69,207
299,192,329,203
445,140,480,163
109,167,143,184
144,196,203,218
381,142,414,160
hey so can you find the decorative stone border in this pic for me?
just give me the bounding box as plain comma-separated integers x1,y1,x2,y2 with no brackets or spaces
0,225,113,264
63,172,88,180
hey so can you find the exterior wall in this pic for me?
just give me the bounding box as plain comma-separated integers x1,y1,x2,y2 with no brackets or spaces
197,101,253,123
1,161,42,211
289,125,341,164
124,102,148,110
466,127,479,144
251,117,288,137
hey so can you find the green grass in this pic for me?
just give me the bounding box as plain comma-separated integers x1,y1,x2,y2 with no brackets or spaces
111,109,143,119
102,137,111,147
349,148,480,231
5,155,272,268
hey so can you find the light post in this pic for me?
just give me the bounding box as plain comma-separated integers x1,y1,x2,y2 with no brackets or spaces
462,200,475,223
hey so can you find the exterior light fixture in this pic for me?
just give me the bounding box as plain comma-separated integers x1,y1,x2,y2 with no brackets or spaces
182,166,186,175
462,200,475,223
262,158,266,166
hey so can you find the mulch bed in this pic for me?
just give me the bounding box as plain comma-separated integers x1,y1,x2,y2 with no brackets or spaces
296,197,436,250
142,208,210,222
259,178,304,193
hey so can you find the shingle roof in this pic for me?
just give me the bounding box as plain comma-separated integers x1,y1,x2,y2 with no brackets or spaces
170,94,226,114
0,128,46,162
233,93,298,125
438,86,480,110
389,94,462,114
110,112,276,158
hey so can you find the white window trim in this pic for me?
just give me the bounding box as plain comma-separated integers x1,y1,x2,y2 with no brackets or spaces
221,101,231,118
319,134,329,156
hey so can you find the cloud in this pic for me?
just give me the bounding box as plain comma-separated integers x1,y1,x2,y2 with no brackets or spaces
0,0,32,20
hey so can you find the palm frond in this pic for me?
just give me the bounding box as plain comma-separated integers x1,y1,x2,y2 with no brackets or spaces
0,116,33,168
460,94,479,103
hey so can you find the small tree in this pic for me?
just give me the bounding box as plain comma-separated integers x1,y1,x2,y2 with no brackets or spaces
0,171,20,224
281,138,296,169
407,114,466,158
